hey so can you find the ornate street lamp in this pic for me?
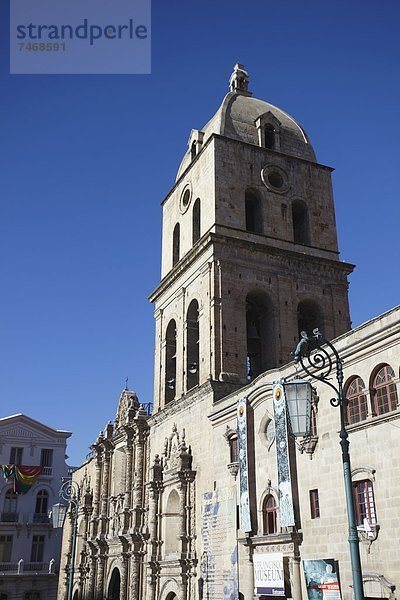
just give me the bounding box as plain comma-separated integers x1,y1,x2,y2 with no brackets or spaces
283,377,312,437
51,479,80,600
285,329,364,600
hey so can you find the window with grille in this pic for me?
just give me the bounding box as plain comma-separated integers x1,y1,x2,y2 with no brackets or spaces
31,535,45,562
229,436,239,463
40,449,53,467
263,495,277,534
354,479,376,526
346,377,368,424
0,535,13,562
9,447,23,464
310,489,320,519
2,489,18,522
372,365,398,415
35,490,48,515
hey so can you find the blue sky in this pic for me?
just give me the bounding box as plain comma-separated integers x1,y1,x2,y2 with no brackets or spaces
1,0,399,465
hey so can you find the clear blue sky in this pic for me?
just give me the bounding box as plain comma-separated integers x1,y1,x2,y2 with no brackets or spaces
1,0,399,465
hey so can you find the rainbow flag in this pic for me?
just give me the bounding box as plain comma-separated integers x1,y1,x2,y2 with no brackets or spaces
1,465,42,494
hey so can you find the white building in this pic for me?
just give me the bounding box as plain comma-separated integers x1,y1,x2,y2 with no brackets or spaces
0,413,72,600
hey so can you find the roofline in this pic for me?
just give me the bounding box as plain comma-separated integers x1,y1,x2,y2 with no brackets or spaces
0,413,72,437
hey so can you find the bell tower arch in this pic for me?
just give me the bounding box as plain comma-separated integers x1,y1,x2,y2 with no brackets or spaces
150,65,354,412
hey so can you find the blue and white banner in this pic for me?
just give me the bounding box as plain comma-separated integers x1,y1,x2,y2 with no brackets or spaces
237,397,252,533
273,383,295,528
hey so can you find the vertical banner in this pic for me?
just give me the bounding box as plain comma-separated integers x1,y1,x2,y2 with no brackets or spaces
237,397,252,532
303,559,341,600
273,383,295,527
201,486,238,600
253,552,285,596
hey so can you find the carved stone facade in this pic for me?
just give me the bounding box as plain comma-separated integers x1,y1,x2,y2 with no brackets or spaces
58,67,400,600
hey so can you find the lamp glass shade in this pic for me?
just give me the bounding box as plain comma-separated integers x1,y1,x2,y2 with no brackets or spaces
51,502,68,528
284,378,312,437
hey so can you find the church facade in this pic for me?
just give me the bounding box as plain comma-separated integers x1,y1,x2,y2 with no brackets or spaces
58,66,400,600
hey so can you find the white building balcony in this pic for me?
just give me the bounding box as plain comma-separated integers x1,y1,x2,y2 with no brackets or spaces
0,559,56,576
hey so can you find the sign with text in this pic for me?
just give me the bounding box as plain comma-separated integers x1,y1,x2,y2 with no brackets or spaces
10,0,151,74
201,486,238,600
254,552,285,596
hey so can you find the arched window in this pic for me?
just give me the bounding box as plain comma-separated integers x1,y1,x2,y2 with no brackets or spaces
246,291,275,380
245,190,262,234
3,489,18,522
371,365,398,416
264,124,275,149
165,320,177,404
292,200,309,245
354,479,377,526
345,377,368,424
34,490,48,523
164,490,180,556
192,198,201,245
297,299,324,338
107,568,121,600
172,223,180,267
263,495,277,534
191,141,197,160
186,300,199,391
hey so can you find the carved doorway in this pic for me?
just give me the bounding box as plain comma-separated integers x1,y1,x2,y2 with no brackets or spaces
166,594,178,600
108,568,121,600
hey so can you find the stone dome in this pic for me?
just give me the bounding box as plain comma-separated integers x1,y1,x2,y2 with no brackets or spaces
177,65,316,180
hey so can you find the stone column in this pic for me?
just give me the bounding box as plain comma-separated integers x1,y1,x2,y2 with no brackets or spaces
99,447,111,535
129,551,141,600
96,554,106,600
90,450,102,538
124,439,134,509
238,542,254,600
177,477,188,600
290,555,303,600
123,435,134,532
87,555,96,600
147,456,163,600
120,553,129,600
132,410,147,529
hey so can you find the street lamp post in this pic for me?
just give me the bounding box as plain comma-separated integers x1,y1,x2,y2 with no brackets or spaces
52,479,80,600
286,329,364,600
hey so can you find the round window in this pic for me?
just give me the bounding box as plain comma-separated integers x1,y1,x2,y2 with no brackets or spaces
182,189,190,207
266,420,275,443
261,164,290,194
179,184,192,213
268,171,284,189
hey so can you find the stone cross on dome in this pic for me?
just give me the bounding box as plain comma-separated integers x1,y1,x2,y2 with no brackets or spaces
229,63,252,96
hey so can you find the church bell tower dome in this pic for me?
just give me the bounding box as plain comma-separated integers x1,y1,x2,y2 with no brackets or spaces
151,63,353,413
177,64,316,179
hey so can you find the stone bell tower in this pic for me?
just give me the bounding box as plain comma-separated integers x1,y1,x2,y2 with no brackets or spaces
149,64,354,412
